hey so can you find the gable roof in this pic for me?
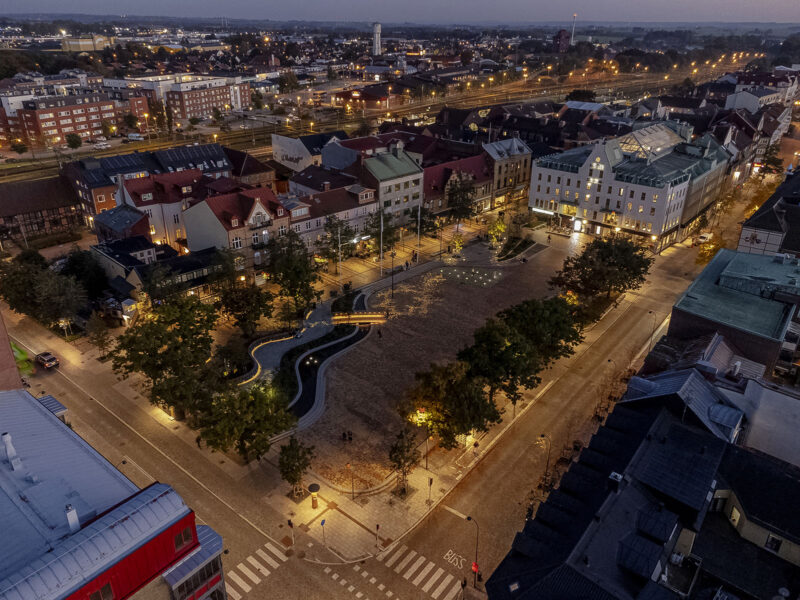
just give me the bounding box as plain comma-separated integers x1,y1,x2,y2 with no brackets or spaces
482,138,532,161
297,131,348,155
93,204,147,233
0,176,79,217
363,150,423,181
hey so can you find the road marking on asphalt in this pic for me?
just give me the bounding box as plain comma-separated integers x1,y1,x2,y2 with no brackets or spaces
226,586,242,600
227,571,252,593
257,548,280,569
339,579,347,586
378,584,385,591
442,581,463,600
384,544,407,567
370,577,377,584
356,593,363,598
353,564,361,571
422,567,444,593
247,555,269,577
324,567,332,574
348,585,355,592
238,563,261,585
394,549,417,573
431,574,454,599
333,573,340,580
361,571,368,578
442,505,468,520
265,542,288,561
12,335,287,548
404,555,426,579
412,560,435,585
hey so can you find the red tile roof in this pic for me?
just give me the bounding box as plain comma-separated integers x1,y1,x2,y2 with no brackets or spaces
123,169,204,206
302,186,377,220
204,187,280,231
423,154,491,199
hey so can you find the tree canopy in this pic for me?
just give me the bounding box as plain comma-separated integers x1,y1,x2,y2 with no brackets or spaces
199,382,295,462
267,230,321,312
447,176,477,226
549,238,653,298
217,283,273,338
278,436,316,497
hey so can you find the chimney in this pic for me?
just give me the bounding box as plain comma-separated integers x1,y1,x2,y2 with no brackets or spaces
2,432,22,471
323,181,330,191
607,471,623,493
65,504,80,533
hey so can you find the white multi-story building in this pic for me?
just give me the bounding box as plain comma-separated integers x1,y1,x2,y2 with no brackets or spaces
529,122,730,250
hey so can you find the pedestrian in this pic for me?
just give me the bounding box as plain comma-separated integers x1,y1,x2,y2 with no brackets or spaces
405,261,409,270
195,436,202,449
377,329,382,339
547,234,552,244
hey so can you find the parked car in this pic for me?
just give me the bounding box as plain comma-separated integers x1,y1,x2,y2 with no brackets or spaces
127,133,144,141
95,136,107,141
95,142,111,149
121,139,131,144
35,352,59,369
698,232,714,243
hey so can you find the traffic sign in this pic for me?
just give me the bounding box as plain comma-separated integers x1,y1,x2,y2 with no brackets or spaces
472,562,479,573
321,519,326,526
287,519,294,528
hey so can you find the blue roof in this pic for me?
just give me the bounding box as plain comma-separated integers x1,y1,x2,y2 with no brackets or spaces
36,394,67,418
162,525,223,587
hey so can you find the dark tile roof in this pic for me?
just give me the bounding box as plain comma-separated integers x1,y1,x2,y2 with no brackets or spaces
0,175,78,217
298,131,348,155
93,204,147,233
291,165,358,191
223,148,274,177
102,235,154,255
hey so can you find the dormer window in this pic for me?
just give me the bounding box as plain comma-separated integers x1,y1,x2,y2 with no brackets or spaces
141,192,153,201
278,208,284,216
181,186,192,194
231,217,239,227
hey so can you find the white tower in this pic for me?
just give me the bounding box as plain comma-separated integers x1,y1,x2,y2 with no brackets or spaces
373,22,382,56
570,13,577,46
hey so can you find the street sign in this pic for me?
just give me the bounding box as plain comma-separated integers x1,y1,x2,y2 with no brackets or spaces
429,477,433,487
321,519,326,526
472,562,479,573
287,519,294,528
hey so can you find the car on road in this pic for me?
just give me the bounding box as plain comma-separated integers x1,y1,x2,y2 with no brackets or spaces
35,352,59,369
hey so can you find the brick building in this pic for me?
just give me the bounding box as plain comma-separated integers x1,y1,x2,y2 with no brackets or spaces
0,91,146,148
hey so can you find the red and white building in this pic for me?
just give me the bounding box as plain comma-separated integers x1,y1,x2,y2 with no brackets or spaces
104,75,250,123
0,387,227,600
0,91,147,148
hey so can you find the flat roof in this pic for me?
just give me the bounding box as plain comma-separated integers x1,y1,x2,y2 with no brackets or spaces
674,249,794,341
0,389,137,582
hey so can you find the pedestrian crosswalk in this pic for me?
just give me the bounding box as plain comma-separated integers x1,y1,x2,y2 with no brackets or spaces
374,545,463,600
225,541,289,600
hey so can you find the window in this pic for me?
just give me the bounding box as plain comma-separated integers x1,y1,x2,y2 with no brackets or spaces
765,534,782,553
536,185,541,192
278,225,287,235
607,186,612,193
394,183,401,192
650,207,655,216
181,186,192,194
547,175,551,183
537,173,542,181
173,214,180,224
174,527,193,552
629,190,634,199
294,224,301,232
567,178,571,187
619,188,624,196
412,178,420,186
305,221,311,230
556,177,561,185
638,205,644,213
404,181,410,189
231,237,242,249
641,192,646,201
141,192,153,202
149,225,156,235
384,200,391,208
252,232,259,245
89,583,114,600
627,202,633,211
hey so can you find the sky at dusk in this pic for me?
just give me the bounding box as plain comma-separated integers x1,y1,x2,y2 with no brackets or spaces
2,0,798,24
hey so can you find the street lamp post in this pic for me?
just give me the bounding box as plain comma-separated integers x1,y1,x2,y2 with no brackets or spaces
346,462,354,500
391,250,397,298
466,516,480,588
648,310,658,352
540,433,552,490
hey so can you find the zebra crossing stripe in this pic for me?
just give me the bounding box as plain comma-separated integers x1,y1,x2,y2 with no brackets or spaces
412,561,435,586
404,556,426,580
394,549,417,573
265,542,288,561
227,571,252,593
384,545,407,567
238,563,261,585
247,555,270,577
421,567,444,593
257,548,280,569
432,574,454,599
442,580,463,600
225,585,242,600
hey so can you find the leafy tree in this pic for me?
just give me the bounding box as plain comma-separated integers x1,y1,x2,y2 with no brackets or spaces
34,270,87,328
65,133,82,149
217,283,273,338
405,361,500,450
199,383,295,462
353,121,372,137
251,90,265,110
488,218,506,246
165,105,174,134
326,65,339,80
762,144,784,175
123,113,138,129
388,427,419,495
16,249,48,269
149,99,167,131
408,206,438,236
566,89,596,102
267,230,321,313
61,249,108,300
451,232,464,254
11,142,28,154
211,107,223,123
460,49,474,65
86,311,112,356
111,295,221,416
278,72,300,93
101,120,115,138
549,238,653,299
278,436,316,497
0,257,43,317
319,215,357,270
364,209,398,256
447,176,477,229
189,116,201,126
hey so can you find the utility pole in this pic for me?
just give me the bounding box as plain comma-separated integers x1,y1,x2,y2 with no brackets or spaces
337,227,342,288
570,13,577,46
417,203,421,262
380,210,384,277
